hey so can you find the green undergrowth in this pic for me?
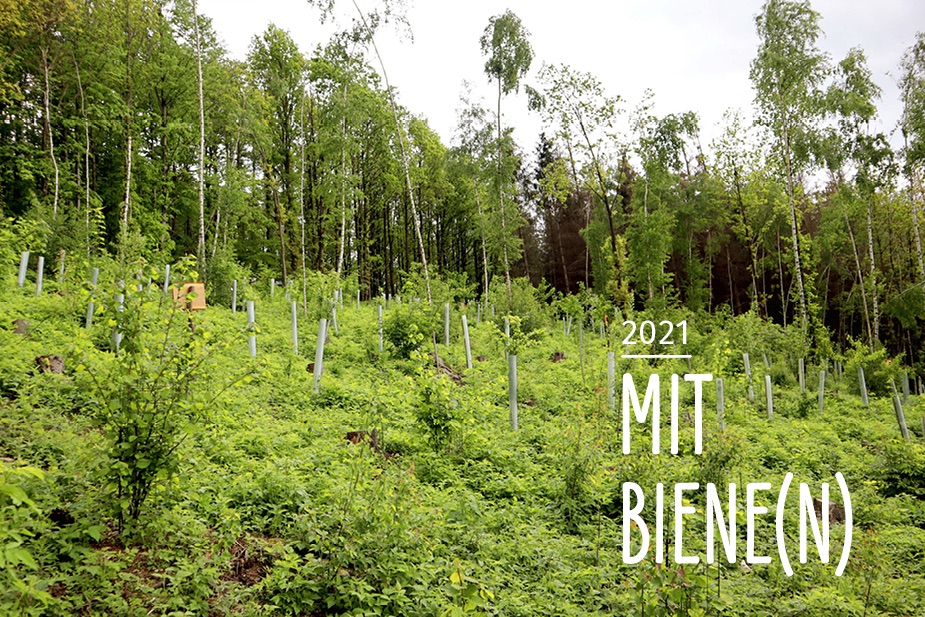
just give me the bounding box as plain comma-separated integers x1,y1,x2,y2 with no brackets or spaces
1,267,924,616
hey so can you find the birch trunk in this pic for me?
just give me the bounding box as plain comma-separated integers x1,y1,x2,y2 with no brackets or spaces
350,0,431,303
497,76,512,307
192,0,206,269
845,212,873,348
866,199,879,344
74,56,91,256
783,125,808,336
41,47,59,218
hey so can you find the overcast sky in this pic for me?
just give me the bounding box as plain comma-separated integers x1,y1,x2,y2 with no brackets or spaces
198,0,923,159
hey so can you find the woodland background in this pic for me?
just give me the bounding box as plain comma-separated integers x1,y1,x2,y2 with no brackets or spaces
2,0,925,360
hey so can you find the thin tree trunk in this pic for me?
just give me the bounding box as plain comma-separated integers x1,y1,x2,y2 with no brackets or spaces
563,138,588,289
776,230,789,327
496,75,512,306
573,105,618,259
907,146,925,282
192,0,206,270
845,211,873,348
124,138,132,230
337,79,348,277
783,126,808,335
41,47,59,218
643,178,653,300
865,198,879,345
474,179,490,297
351,0,431,303
300,87,308,313
253,138,287,283
212,205,220,257
733,165,761,314
74,55,91,256
122,0,133,238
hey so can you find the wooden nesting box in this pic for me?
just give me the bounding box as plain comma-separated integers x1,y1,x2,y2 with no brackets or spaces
172,282,207,310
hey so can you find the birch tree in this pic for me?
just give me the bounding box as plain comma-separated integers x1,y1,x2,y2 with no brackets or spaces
750,0,829,336
900,32,925,282
480,9,533,307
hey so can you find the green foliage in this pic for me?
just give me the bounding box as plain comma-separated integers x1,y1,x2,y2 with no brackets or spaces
485,276,550,334
3,202,925,616
554,423,602,532
0,217,49,283
631,560,717,617
74,267,235,531
876,441,925,499
203,247,251,308
0,462,50,614
479,10,533,97
414,370,459,452
486,314,543,356
384,302,430,359
883,286,925,330
843,337,903,397
696,433,742,487
783,388,816,419
440,563,494,617
402,264,473,308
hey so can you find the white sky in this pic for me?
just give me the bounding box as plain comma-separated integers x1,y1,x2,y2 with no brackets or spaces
199,0,924,160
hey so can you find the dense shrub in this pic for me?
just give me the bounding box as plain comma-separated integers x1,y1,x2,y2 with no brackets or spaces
384,302,432,359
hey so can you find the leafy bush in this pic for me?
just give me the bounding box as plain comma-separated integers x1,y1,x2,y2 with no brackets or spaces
415,371,459,452
401,264,475,307
876,441,925,499
203,247,251,308
843,338,903,398
0,462,50,614
384,303,432,359
554,425,601,532
74,269,243,532
487,276,550,334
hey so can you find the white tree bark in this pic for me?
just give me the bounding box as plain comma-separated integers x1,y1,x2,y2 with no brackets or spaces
350,0,431,303
193,0,206,269
42,48,59,217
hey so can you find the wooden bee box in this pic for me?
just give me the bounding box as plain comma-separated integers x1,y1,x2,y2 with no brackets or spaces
172,282,207,310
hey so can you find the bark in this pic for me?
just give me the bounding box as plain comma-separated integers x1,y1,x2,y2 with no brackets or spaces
845,212,873,348
474,179,490,296
74,55,91,255
907,144,925,282
783,124,809,336
351,0,431,303
41,47,58,217
732,165,761,315
497,75,512,306
865,199,879,344
123,0,133,236
336,80,348,277
300,88,308,313
192,0,206,269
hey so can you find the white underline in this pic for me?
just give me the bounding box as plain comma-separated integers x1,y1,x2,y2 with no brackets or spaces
621,354,692,359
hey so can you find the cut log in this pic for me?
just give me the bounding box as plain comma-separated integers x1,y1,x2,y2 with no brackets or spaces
431,352,463,383
35,355,64,374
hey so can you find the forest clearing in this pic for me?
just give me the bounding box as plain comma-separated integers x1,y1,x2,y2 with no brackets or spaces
2,262,925,615
3,0,925,614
